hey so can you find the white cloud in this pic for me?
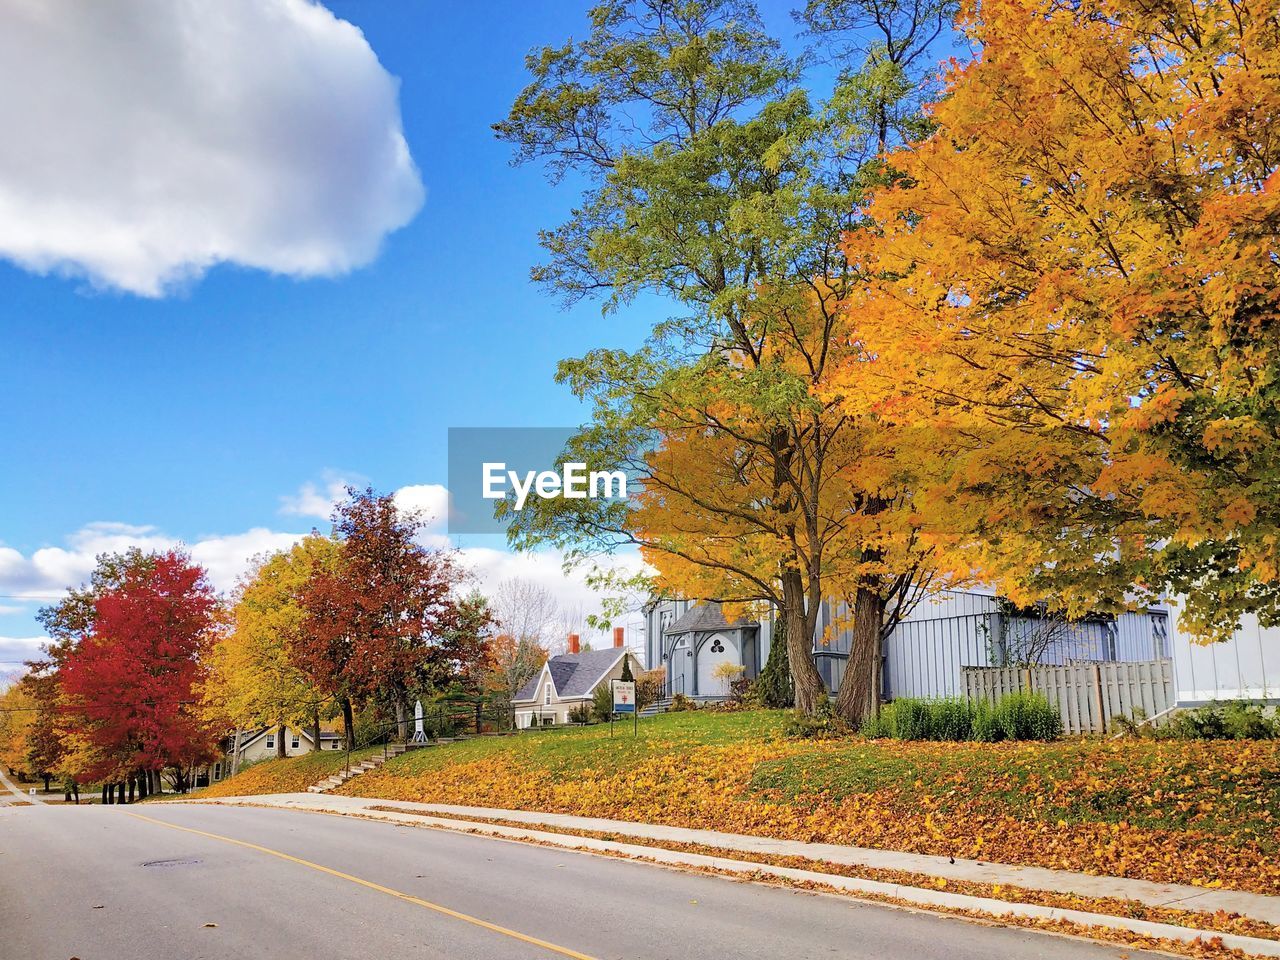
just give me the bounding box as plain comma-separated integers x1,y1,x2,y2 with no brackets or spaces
0,636,46,671
0,0,423,296
279,471,365,520
0,482,651,670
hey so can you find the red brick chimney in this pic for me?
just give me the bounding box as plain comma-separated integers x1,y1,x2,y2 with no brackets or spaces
568,633,580,655
613,626,625,648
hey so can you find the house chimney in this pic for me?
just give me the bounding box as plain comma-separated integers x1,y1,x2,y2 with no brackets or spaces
613,626,625,648
568,633,580,655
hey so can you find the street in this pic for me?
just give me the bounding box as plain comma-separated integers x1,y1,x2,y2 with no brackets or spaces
0,802,1157,960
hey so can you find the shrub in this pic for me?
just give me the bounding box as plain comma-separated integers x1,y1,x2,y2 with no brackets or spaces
567,703,592,725
591,684,614,722
970,698,1000,742
668,692,698,712
991,692,1063,741
859,693,1061,742
636,669,665,712
783,701,850,740
1164,701,1278,740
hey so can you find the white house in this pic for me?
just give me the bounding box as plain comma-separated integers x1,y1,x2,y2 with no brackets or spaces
513,638,646,728
194,725,346,788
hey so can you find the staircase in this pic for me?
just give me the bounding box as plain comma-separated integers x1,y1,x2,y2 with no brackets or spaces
306,744,408,794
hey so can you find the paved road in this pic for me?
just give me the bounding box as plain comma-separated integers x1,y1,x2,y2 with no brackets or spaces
0,802,1157,960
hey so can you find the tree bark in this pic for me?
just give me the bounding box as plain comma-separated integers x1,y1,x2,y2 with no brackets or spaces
277,723,287,758
781,571,827,714
127,776,135,804
394,696,408,742
835,586,886,727
312,708,321,758
116,781,126,804
340,697,355,750
230,727,243,777
101,783,110,805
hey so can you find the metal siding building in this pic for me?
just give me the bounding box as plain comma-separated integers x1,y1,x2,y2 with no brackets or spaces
1168,601,1280,704
645,589,1171,702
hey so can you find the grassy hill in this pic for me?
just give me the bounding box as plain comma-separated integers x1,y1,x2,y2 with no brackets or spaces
179,746,385,799
183,708,1280,894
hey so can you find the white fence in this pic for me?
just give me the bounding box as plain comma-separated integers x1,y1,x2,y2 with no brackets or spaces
961,659,1173,735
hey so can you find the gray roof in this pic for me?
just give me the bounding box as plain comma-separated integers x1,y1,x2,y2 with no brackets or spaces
665,602,757,636
514,648,628,702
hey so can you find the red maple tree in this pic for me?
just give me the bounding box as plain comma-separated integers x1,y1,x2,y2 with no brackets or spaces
58,550,220,793
295,487,489,745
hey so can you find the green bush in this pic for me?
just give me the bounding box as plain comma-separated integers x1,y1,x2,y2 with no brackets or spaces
568,703,592,725
991,692,1063,741
591,684,614,722
860,693,1061,742
1164,701,1278,740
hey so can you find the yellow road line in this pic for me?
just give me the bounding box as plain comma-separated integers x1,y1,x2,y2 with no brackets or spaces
125,811,598,960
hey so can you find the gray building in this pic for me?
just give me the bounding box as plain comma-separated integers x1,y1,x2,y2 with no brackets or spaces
644,588,1171,703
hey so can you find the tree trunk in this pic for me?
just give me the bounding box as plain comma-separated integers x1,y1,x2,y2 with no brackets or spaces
277,723,287,758
835,586,886,727
230,727,243,776
101,783,110,805
781,572,827,715
394,696,408,742
116,781,126,804
136,772,147,800
41,773,51,792
127,776,135,804
312,708,321,758
340,697,355,750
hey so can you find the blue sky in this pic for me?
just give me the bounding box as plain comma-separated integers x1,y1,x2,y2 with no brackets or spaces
0,1,817,669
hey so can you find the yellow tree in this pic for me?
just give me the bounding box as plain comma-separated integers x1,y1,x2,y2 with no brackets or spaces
0,681,35,775
836,0,1280,638
203,534,339,764
613,287,939,722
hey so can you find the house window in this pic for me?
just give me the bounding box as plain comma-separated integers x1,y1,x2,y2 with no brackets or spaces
1152,612,1170,659
265,734,275,749
711,638,724,653
291,735,300,750
545,685,552,705
213,763,221,780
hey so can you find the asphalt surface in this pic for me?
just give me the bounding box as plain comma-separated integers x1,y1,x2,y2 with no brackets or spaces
0,802,1160,960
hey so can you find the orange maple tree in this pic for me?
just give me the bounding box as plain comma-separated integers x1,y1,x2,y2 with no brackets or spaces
834,0,1280,636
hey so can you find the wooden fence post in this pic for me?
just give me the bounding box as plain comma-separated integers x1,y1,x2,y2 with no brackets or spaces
1092,663,1106,734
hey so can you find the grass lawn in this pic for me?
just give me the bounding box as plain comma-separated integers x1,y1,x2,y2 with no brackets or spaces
174,746,387,800
310,709,1280,895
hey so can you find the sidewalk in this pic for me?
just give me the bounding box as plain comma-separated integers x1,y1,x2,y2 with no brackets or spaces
182,791,1280,956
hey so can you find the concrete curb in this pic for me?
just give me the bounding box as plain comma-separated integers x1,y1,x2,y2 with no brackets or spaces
186,796,1280,958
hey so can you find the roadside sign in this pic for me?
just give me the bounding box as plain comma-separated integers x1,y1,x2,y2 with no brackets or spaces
612,680,636,714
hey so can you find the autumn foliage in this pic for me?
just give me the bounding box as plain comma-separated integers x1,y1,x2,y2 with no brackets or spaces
336,712,1280,895
50,550,219,793
837,0,1280,636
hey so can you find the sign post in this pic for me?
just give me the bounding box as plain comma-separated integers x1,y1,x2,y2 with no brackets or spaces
612,679,636,738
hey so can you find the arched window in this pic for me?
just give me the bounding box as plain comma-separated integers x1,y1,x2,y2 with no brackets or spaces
545,684,552,705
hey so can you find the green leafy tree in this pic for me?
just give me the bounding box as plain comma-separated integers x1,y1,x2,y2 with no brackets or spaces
497,0,952,718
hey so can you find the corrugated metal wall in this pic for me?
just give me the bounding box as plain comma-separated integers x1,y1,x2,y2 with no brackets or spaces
1171,606,1280,704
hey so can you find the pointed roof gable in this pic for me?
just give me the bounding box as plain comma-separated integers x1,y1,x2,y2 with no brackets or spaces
513,648,632,702
665,601,757,635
